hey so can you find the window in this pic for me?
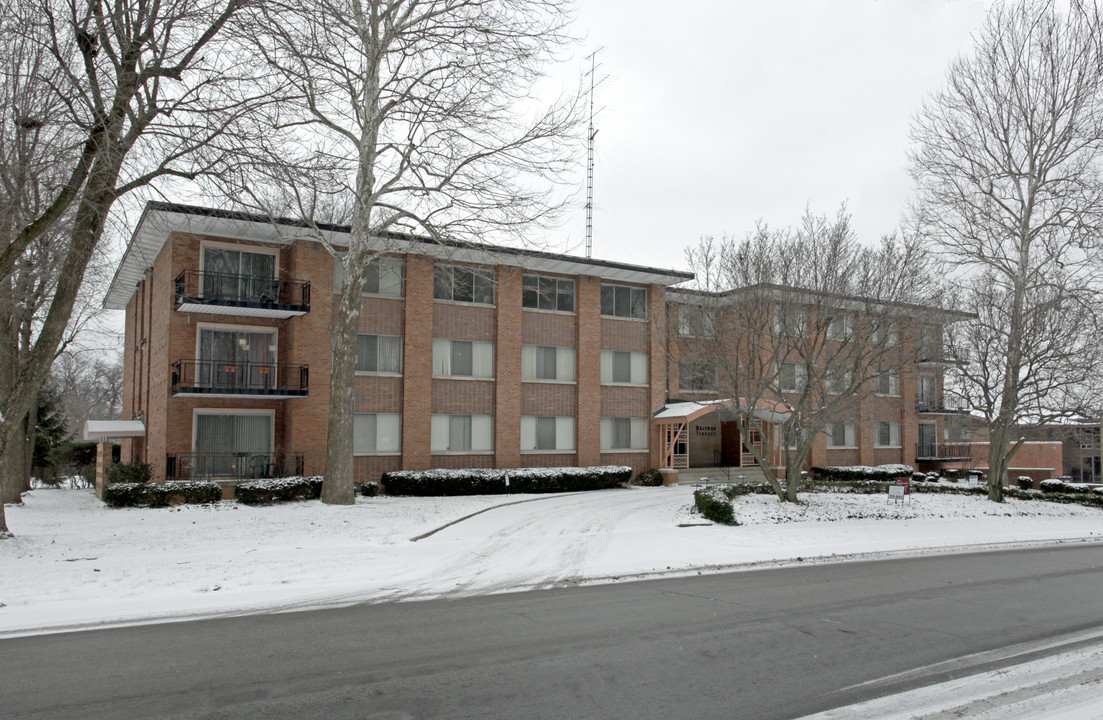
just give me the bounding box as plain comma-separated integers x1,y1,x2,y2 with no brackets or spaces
332,256,404,297
600,350,648,384
679,361,716,391
600,284,647,319
430,414,493,452
874,369,901,396
917,375,936,407
434,264,494,305
197,328,277,391
522,275,575,312
873,320,900,347
202,247,277,303
432,339,494,378
600,417,648,451
825,366,852,395
917,326,940,360
521,345,575,382
826,313,852,341
775,306,806,337
827,422,856,448
876,420,901,448
194,413,272,476
678,306,717,337
778,362,806,393
353,413,401,453
362,257,404,297
356,334,402,374
520,416,575,451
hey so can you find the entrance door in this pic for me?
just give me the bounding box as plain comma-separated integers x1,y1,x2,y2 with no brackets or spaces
194,413,273,477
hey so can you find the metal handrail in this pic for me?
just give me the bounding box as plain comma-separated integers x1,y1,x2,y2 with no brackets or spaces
171,359,309,395
174,270,310,309
915,442,973,460
166,452,305,480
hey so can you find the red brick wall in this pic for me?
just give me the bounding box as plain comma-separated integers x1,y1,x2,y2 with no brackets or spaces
495,266,521,468
576,276,602,465
402,255,435,470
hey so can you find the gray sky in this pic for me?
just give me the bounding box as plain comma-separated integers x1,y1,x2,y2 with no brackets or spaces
541,0,993,272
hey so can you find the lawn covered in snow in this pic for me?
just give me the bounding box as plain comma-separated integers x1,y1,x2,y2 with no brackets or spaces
1,484,1100,637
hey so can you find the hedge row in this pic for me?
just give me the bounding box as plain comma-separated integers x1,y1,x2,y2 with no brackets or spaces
380,466,633,496
811,465,913,482
694,486,738,525
103,481,221,508
235,476,323,504
104,462,152,484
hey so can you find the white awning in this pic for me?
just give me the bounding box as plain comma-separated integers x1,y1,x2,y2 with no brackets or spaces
82,420,146,442
653,399,790,424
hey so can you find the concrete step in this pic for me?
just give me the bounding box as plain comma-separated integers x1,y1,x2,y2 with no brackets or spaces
679,466,771,486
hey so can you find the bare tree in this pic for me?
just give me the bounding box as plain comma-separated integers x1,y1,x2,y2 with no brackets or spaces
232,0,581,504
909,0,1103,501
0,0,266,536
678,207,941,502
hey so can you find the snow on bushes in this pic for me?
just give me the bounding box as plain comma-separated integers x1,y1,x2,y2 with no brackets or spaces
234,476,323,504
380,466,632,496
693,486,738,525
812,464,913,482
103,481,221,508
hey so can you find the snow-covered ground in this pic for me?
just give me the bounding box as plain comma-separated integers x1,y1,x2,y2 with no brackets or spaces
2,484,1100,639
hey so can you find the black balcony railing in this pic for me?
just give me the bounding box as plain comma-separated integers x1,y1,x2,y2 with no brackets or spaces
174,270,310,313
916,442,973,461
916,394,970,413
171,359,309,396
166,452,305,480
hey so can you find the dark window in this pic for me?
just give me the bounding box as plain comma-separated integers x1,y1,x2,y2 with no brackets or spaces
434,265,494,304
601,284,646,319
523,275,575,312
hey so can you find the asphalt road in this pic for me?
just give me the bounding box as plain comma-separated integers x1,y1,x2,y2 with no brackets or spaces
3,543,1102,720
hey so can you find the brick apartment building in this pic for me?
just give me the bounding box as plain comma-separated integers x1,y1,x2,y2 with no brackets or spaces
100,201,1003,492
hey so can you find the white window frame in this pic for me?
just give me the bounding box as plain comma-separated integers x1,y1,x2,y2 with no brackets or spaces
521,344,576,383
679,360,717,392
433,264,495,306
355,333,403,375
432,339,495,379
600,350,648,385
600,283,647,320
430,414,494,453
778,361,807,393
874,369,901,397
678,305,717,338
199,240,279,279
600,417,649,452
195,322,278,363
875,420,901,448
826,313,852,341
522,274,576,313
191,408,275,454
520,415,576,452
774,306,806,337
353,412,402,455
826,421,857,449
825,366,853,395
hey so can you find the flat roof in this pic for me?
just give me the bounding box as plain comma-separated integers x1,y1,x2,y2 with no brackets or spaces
103,202,695,310
82,420,146,441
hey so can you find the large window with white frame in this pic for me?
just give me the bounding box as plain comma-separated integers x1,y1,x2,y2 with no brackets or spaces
202,245,277,303
193,411,273,476
679,360,716,392
875,420,901,448
521,416,576,451
826,312,852,341
521,345,575,382
362,256,404,297
678,305,717,337
434,264,495,305
774,306,806,337
826,421,857,448
825,366,853,395
600,350,648,385
522,275,575,312
873,369,901,396
430,414,493,453
353,413,401,453
778,361,807,393
600,284,647,319
432,339,494,378
356,334,403,374
600,417,648,451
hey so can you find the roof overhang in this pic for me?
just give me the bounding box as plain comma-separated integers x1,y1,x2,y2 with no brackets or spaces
653,398,790,424
104,202,695,310
82,420,146,442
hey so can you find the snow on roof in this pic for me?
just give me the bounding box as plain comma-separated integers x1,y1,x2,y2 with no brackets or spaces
653,398,790,424
82,420,146,441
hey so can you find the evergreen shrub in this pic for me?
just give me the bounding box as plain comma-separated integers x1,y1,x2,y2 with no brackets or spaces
234,476,323,504
694,486,738,525
380,466,632,496
105,462,151,484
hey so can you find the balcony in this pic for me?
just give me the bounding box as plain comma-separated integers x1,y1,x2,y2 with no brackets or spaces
916,394,970,414
174,270,310,318
166,452,305,480
171,359,309,398
915,442,973,461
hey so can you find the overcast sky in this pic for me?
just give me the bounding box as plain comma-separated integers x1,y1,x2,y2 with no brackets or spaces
539,0,994,273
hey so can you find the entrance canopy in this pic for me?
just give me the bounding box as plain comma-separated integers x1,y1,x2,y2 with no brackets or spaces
652,398,791,425
82,420,146,442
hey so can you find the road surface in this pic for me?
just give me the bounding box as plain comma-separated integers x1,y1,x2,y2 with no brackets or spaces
2,543,1101,719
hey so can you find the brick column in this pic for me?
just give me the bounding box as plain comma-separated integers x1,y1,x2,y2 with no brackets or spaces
857,397,874,466
901,369,919,467
576,275,602,465
403,255,435,470
648,284,668,470
494,266,522,468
